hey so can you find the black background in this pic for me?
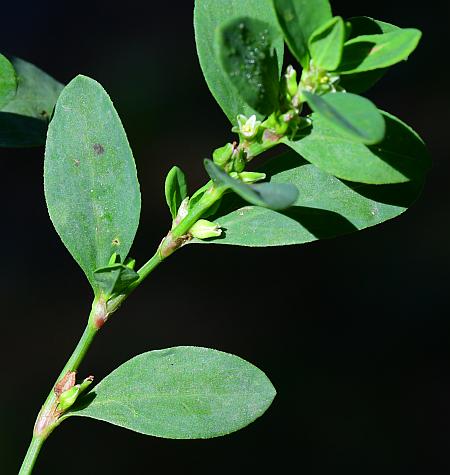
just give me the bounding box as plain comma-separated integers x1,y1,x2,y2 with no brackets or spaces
1,1,449,474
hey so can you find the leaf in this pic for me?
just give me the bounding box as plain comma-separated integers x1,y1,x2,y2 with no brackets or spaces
285,111,430,184
44,75,141,293
0,54,17,109
272,0,332,67
217,17,280,116
337,29,422,75
194,151,426,247
303,91,385,145
0,56,63,147
165,166,188,219
194,0,284,123
339,17,399,93
68,346,276,439
309,16,345,71
204,159,298,210
94,264,139,297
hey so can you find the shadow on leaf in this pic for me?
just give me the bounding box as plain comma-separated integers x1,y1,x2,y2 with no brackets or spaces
281,206,358,239
68,391,97,413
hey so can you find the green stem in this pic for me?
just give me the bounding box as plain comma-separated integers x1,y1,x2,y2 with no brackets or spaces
18,312,98,475
19,181,227,474
18,437,44,475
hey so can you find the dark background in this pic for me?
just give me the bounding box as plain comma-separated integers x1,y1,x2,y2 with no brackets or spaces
1,1,449,473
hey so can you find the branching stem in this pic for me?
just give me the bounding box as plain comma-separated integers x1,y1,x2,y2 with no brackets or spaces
18,182,226,474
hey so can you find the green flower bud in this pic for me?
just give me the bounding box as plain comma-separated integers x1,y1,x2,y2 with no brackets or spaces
79,375,94,394
232,149,246,173
108,252,118,266
125,258,136,270
285,65,298,98
58,386,80,412
189,219,222,240
238,172,266,184
213,143,234,167
237,114,262,140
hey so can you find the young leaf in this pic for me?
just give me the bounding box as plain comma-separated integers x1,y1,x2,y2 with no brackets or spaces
284,111,430,184
309,16,345,71
165,166,188,219
217,17,280,116
195,151,425,247
44,75,141,293
303,91,385,145
204,159,298,210
337,29,422,74
0,57,63,147
68,346,276,439
194,0,284,123
272,0,332,67
94,264,139,297
0,54,17,109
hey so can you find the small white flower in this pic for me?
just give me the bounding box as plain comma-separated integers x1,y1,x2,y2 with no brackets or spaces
237,114,262,140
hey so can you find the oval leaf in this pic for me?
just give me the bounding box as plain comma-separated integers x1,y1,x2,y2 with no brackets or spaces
1,57,63,147
272,0,332,67
68,346,276,439
339,17,399,93
0,53,17,109
217,17,280,116
196,151,426,247
309,16,345,71
165,166,188,219
194,0,284,123
304,91,385,145
284,111,430,184
44,75,141,292
205,159,298,210
337,29,422,74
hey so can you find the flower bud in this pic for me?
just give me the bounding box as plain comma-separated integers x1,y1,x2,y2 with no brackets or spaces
237,114,262,140
213,143,234,167
79,376,94,394
232,149,246,173
189,219,222,240
238,172,266,184
285,65,298,97
125,258,136,270
58,386,80,412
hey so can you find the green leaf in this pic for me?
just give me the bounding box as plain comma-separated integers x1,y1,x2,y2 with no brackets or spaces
204,159,298,210
44,75,141,293
0,54,17,109
309,16,345,71
0,57,63,147
68,346,276,439
194,0,284,123
217,17,280,116
339,17,399,93
303,91,385,145
94,264,139,297
195,151,425,247
272,0,332,67
337,29,422,75
284,111,430,184
165,166,188,219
